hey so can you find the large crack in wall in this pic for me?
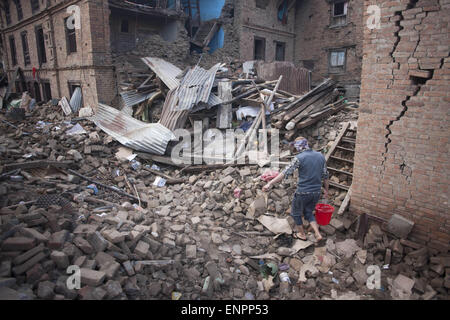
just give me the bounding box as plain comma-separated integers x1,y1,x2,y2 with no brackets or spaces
381,0,448,183
380,0,424,179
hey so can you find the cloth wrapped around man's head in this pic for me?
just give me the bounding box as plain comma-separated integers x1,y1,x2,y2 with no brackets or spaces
291,137,310,153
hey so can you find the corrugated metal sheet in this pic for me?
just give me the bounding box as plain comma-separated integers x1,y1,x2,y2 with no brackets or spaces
70,87,82,113
256,61,311,95
120,90,159,109
175,63,221,111
208,93,222,106
141,57,222,107
141,57,182,90
159,88,190,131
91,103,176,155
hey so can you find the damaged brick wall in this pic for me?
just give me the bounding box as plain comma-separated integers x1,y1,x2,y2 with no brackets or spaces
293,0,364,86
1,0,115,107
109,11,191,68
352,0,450,251
111,0,241,73
237,0,297,63
189,0,241,69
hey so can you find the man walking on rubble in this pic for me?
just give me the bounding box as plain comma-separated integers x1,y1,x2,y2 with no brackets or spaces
263,137,329,242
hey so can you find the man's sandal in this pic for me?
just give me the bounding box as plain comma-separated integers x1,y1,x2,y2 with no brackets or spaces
292,232,307,241
314,237,325,245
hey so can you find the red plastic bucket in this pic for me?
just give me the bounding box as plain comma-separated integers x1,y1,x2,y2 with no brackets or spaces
315,204,335,226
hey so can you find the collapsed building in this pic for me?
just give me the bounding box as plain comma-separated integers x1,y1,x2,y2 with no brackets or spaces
0,0,364,108
0,0,448,301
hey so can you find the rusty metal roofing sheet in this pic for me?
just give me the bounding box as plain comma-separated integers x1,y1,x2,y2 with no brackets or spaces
255,61,311,95
90,103,176,155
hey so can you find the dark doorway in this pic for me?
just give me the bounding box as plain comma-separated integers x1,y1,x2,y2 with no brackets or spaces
42,81,52,102
254,37,266,61
33,82,42,103
275,41,286,61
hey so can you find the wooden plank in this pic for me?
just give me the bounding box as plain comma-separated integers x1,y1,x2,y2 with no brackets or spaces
328,167,353,176
66,169,145,205
325,122,350,161
337,187,352,215
342,137,356,144
182,163,256,173
238,98,262,108
329,181,349,191
217,80,233,129
142,167,185,185
213,80,278,107
4,160,73,171
232,76,282,161
202,22,219,47
336,146,355,152
400,239,423,249
296,103,346,130
250,80,269,154
330,156,354,164
136,153,184,168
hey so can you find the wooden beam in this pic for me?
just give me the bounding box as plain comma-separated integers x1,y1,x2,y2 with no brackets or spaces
136,153,184,168
3,160,73,171
337,187,352,215
327,167,353,176
330,155,354,164
342,137,356,144
295,103,346,130
202,22,219,47
142,167,185,184
329,181,349,191
66,169,145,205
182,163,256,173
217,80,233,129
336,146,354,152
325,122,350,161
250,80,269,154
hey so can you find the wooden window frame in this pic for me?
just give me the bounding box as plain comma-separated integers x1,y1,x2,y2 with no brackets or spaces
328,49,347,74
330,0,348,27
64,16,77,54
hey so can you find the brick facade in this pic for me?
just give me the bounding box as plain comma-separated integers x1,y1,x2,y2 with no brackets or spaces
235,0,297,62
352,0,450,251
294,0,364,86
1,0,365,106
1,0,115,108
